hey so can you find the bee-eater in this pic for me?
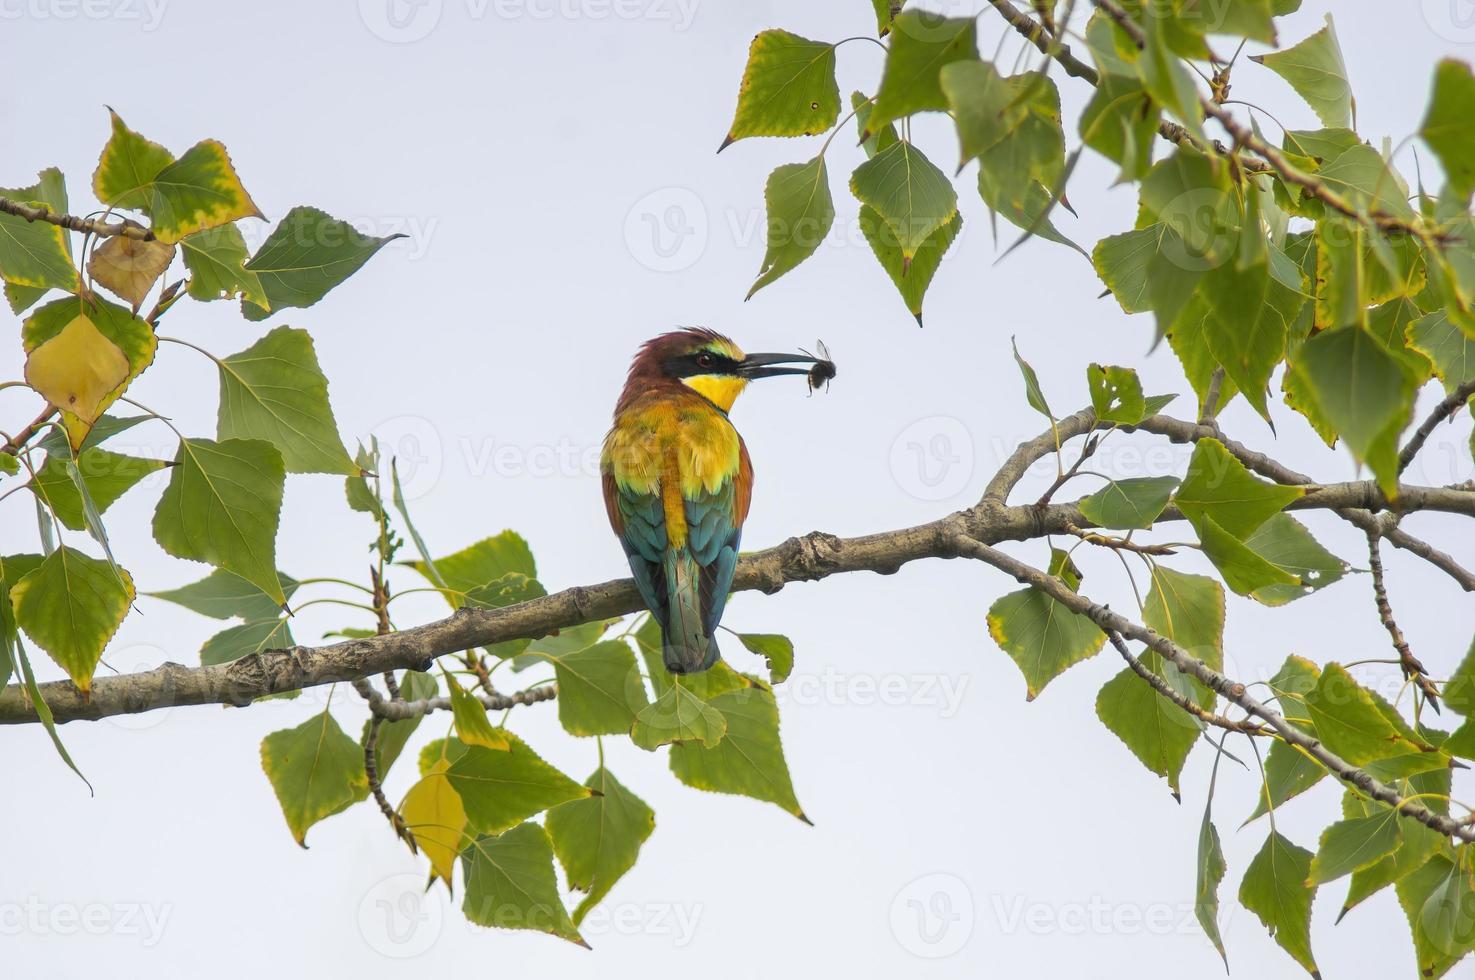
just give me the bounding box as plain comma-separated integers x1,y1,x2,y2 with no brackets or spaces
602,329,826,674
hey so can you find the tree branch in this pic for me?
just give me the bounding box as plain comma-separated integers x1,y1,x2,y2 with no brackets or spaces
0,195,154,242
1083,0,1442,242
3,410,1471,725
1106,630,1264,734
1399,379,1475,474
983,0,1271,169
952,535,1475,844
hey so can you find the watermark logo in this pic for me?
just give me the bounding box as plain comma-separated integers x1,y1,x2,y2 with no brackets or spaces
624,187,708,272
358,872,445,958
890,416,974,501
890,872,974,958
0,0,168,31
1423,0,1475,43
360,0,443,42
371,414,444,502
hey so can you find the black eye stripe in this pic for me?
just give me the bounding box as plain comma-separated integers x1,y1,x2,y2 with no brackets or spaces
664,351,738,378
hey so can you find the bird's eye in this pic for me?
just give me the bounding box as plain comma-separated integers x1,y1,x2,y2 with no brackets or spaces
696,352,715,369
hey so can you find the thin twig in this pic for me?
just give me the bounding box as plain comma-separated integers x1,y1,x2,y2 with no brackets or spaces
953,534,1475,844
1366,530,1442,709
1106,631,1265,735
0,195,154,241
1399,379,1475,474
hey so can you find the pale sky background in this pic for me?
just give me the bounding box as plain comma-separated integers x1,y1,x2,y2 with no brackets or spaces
4,1,1474,976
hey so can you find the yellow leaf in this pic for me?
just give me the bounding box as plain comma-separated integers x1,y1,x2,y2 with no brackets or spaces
400,758,468,891
88,232,175,308
23,314,130,423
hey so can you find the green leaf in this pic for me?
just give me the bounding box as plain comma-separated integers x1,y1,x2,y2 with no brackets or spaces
1198,516,1299,595
849,140,958,261
92,110,173,212
1238,830,1319,976
148,139,262,245
1196,808,1228,967
1079,74,1160,182
1304,663,1424,766
260,710,369,847
857,206,960,325
1078,476,1179,530
1087,363,1146,424
1409,309,1475,394
737,633,794,684
940,59,1025,172
543,640,649,737
149,568,297,621
1011,336,1054,421
988,577,1106,700
216,325,355,475
241,206,402,320
631,681,727,750
1290,324,1415,497
180,224,267,306
1176,438,1304,538
152,438,286,605
1443,637,1475,716
11,546,132,692
1343,797,1442,919
1251,14,1353,129
364,670,437,777
200,615,293,667
1419,859,1475,967
462,823,586,946
1248,656,1325,822
546,767,656,925
445,733,592,835
1243,513,1347,606
747,158,834,298
1396,854,1475,976
1201,251,1306,420
29,448,166,531
410,530,537,607
974,74,1077,250
1313,215,1364,330
1093,224,1167,316
35,413,146,457
865,11,977,137
1307,807,1401,885
1421,59,1475,201
669,681,808,821
721,30,839,148
1096,648,1208,792
0,169,79,292
871,0,903,36
445,670,511,750
852,90,898,159
1136,11,1205,142
1144,566,1225,668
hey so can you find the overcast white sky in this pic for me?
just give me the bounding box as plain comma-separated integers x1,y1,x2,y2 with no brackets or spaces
4,1,1474,976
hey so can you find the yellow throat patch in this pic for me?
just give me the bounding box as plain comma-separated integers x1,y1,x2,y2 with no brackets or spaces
682,373,748,413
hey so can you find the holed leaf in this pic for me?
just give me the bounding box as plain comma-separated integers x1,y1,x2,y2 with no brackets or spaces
721,30,839,148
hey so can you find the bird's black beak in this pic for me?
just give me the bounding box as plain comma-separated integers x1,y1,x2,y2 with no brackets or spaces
737,351,822,379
